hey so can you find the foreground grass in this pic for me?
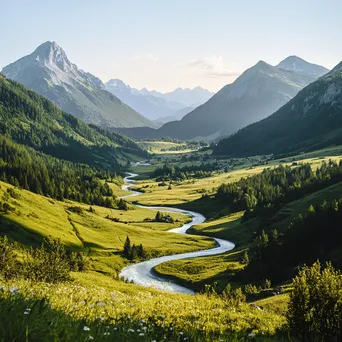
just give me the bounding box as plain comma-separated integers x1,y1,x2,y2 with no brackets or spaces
0,276,287,341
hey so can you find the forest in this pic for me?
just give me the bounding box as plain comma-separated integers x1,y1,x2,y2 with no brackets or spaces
216,161,342,216
0,136,120,206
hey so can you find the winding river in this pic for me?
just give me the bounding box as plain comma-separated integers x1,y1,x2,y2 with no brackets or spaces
119,172,235,295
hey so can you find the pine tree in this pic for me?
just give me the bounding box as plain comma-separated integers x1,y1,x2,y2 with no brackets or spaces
130,244,138,260
137,244,146,259
123,236,131,257
155,211,163,222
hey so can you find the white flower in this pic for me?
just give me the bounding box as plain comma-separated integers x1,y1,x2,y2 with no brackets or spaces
248,333,256,337
139,333,145,336
83,326,90,331
10,286,19,295
88,336,94,340
104,332,110,336
97,301,106,307
128,328,135,333
180,331,184,335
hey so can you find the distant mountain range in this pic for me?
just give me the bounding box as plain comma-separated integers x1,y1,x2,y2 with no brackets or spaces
145,86,214,107
153,105,196,127
105,79,213,122
118,56,329,141
213,60,342,157
1,41,152,128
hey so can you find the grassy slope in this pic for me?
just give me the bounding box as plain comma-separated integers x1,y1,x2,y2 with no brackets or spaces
0,181,214,276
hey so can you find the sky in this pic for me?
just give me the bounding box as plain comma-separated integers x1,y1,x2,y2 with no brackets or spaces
1,0,342,92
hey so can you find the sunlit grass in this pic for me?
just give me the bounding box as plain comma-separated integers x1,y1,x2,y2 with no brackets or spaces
0,277,287,341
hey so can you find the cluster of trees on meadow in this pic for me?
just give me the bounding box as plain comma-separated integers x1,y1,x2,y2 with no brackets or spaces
216,161,342,216
123,236,146,260
154,163,219,180
0,137,121,207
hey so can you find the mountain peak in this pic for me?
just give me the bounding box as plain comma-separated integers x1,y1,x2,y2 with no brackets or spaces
106,79,127,88
277,56,329,77
32,41,73,71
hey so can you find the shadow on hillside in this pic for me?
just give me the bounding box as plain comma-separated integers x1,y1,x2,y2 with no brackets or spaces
0,215,81,250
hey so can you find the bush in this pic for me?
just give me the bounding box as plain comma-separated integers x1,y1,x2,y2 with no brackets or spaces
0,236,19,279
23,238,71,283
118,199,129,211
287,261,342,341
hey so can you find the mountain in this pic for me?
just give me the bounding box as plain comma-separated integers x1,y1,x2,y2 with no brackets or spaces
150,87,214,107
277,56,329,77
1,41,152,128
118,58,328,141
153,105,196,127
105,79,185,121
213,61,342,157
0,74,147,168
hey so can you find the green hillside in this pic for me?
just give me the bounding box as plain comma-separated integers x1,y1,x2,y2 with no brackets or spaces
0,74,147,168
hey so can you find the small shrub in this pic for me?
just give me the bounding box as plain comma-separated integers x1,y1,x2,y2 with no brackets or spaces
287,261,342,341
0,236,19,279
22,238,71,283
67,206,83,214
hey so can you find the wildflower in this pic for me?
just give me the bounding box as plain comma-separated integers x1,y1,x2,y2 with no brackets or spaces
180,332,184,335
128,328,135,333
89,336,94,340
97,301,106,307
104,332,110,336
139,333,145,336
10,286,19,295
248,333,256,337
83,326,91,331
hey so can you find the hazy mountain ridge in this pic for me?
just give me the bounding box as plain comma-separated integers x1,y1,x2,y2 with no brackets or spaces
105,79,185,121
213,60,342,156
1,41,152,128
146,86,214,106
105,79,213,122
118,56,328,141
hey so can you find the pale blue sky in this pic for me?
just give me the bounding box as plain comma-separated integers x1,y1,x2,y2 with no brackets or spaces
1,0,341,91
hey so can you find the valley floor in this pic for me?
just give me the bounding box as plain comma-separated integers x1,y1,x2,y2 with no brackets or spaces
2,146,342,340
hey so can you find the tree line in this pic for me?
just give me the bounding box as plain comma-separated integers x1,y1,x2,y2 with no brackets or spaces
0,136,121,207
242,197,342,283
216,161,342,217
154,163,219,180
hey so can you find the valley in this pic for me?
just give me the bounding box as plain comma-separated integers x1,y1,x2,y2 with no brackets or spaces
1,7,342,340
